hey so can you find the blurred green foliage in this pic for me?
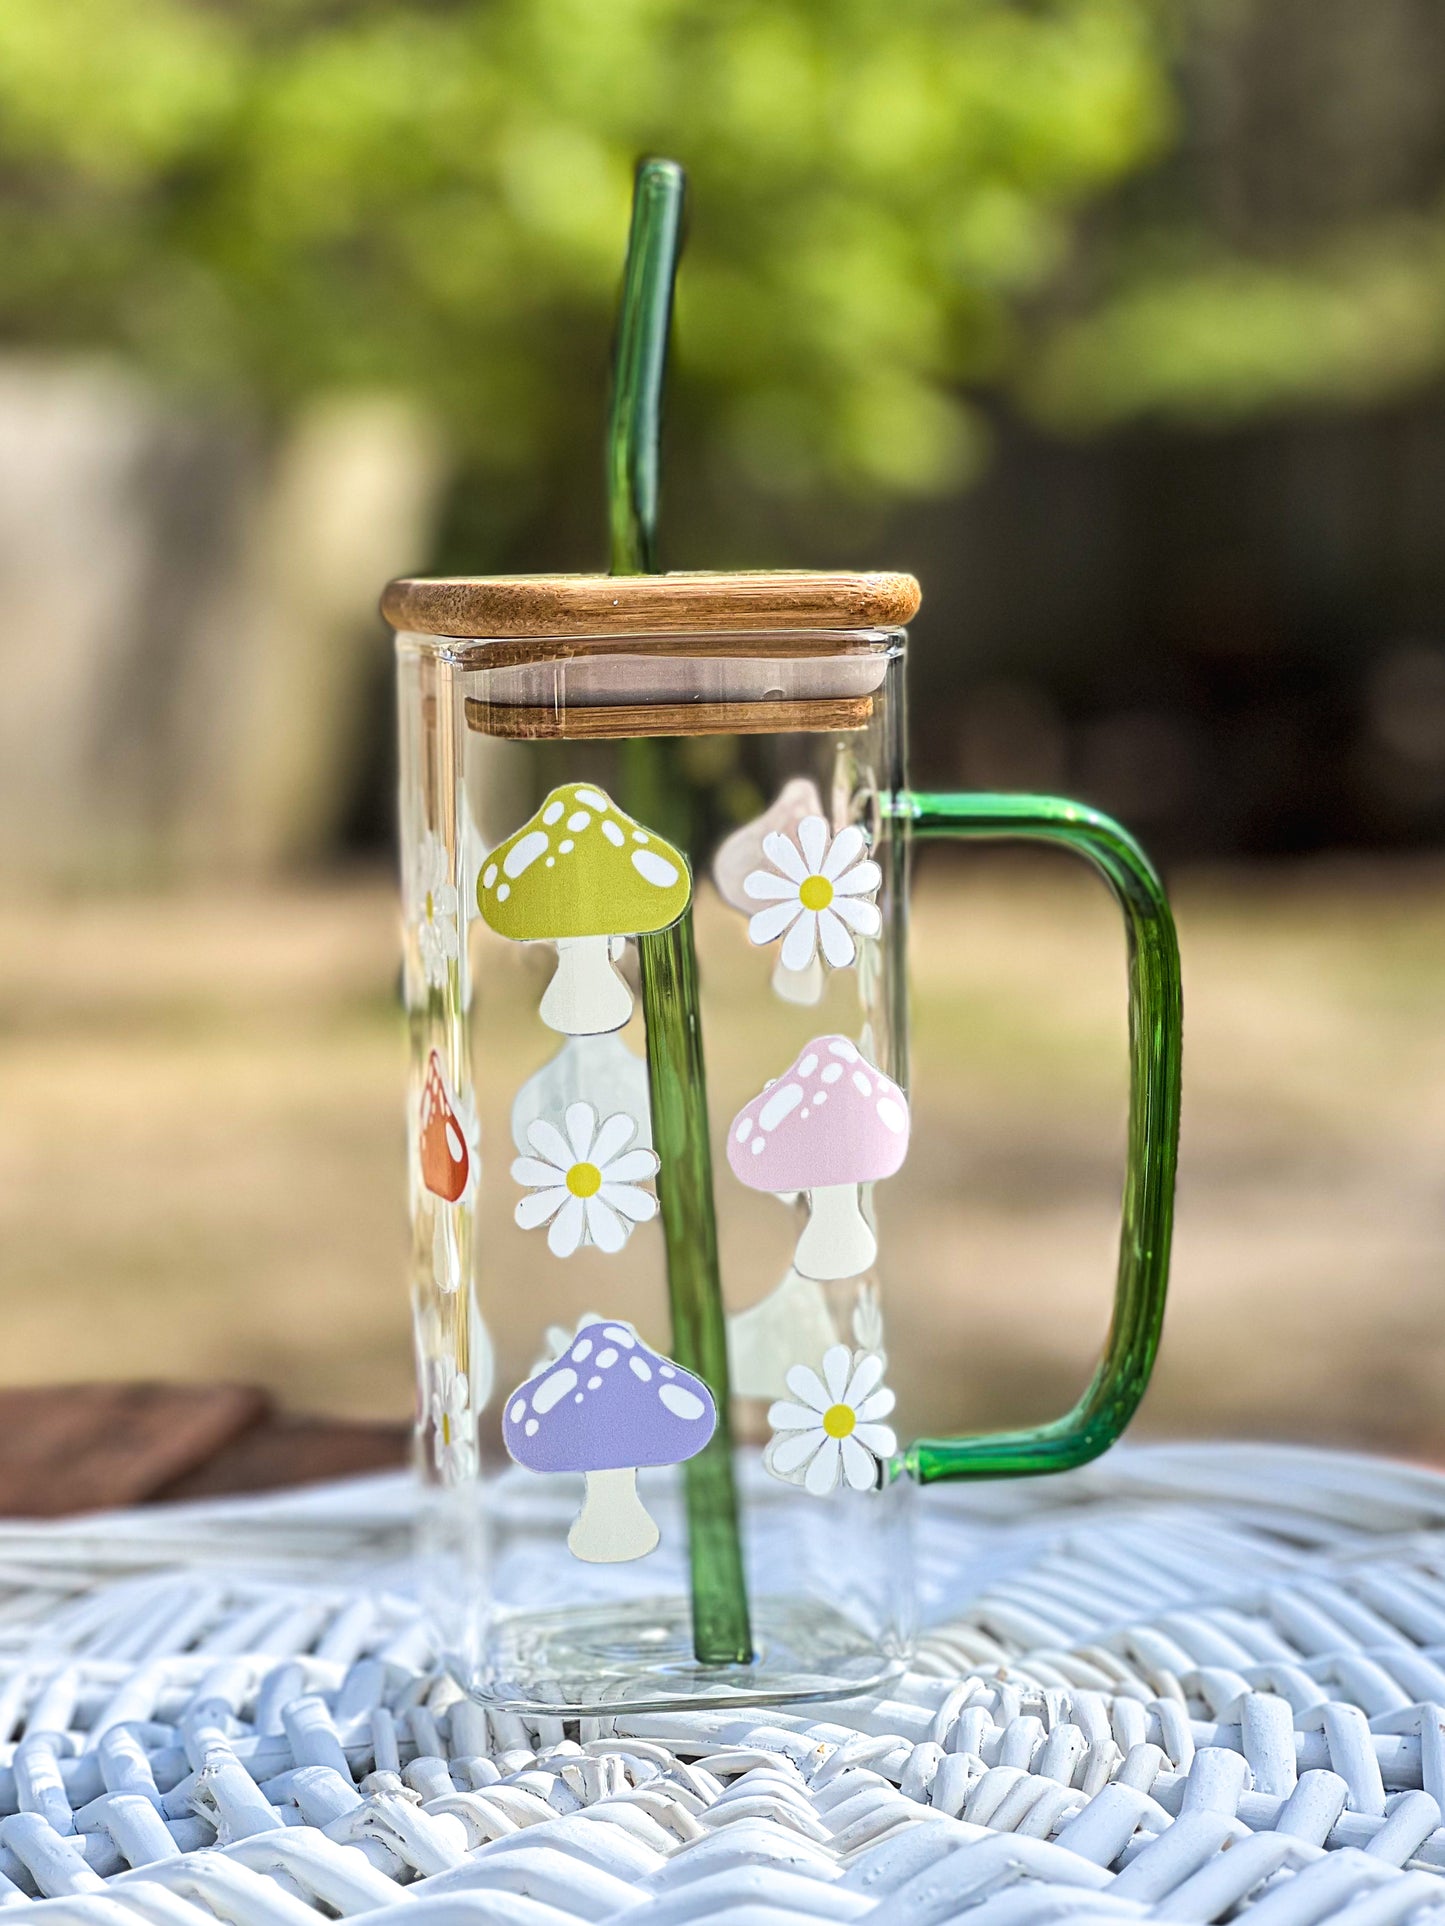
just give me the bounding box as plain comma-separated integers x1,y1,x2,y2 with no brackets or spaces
0,0,1175,498
1030,225,1445,428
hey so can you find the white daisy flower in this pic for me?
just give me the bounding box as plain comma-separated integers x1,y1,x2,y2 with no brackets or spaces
743,817,882,972
765,1345,897,1495
429,1355,475,1483
511,1102,659,1258
414,830,460,990
533,1309,608,1375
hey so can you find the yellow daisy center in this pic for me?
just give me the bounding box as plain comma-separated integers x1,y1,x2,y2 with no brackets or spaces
822,1402,856,1439
441,1413,452,1444
799,874,833,912
424,890,435,920
567,1161,602,1198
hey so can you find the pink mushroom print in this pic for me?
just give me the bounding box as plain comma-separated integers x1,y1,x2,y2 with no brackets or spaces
728,1036,910,1282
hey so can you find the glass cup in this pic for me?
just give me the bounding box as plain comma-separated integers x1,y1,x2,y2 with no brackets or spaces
385,568,1181,1717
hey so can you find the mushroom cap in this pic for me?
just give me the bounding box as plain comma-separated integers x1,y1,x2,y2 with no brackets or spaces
711,777,825,913
727,1035,910,1192
503,1319,717,1474
510,1034,651,1156
419,1049,474,1203
478,783,690,941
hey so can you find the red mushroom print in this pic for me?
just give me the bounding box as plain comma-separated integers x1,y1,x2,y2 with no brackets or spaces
419,1049,477,1205
728,1037,909,1282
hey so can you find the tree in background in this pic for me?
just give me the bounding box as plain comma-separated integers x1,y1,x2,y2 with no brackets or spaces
1032,0,1445,430
6,0,1445,512
0,0,1175,518
7,0,1445,871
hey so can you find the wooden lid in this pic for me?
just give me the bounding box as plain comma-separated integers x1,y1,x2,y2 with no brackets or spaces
381,569,920,639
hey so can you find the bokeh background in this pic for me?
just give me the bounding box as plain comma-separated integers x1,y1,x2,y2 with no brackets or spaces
3,0,1443,1458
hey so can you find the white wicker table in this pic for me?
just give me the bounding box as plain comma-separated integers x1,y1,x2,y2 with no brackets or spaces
5,1444,1445,1925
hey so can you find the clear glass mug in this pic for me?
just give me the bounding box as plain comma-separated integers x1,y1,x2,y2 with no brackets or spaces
385,568,1182,1717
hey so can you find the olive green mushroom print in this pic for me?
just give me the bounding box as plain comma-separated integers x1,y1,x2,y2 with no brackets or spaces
478,784,691,1035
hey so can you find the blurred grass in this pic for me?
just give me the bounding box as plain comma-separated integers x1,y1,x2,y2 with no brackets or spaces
2,857,1442,1460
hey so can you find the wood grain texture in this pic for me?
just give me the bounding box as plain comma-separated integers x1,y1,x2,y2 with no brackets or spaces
383,570,920,639
155,1416,408,1502
0,1385,411,1514
465,695,875,740
0,1383,269,1517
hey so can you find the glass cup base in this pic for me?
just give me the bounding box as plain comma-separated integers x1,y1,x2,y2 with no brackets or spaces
461,1593,905,1719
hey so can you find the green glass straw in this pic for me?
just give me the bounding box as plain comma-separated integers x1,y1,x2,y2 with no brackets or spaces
610,158,753,1664
638,912,752,1663
607,158,683,576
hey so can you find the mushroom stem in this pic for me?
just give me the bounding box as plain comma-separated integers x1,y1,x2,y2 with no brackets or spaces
795,1183,877,1282
540,936,633,1036
771,952,824,1006
568,1466,660,1563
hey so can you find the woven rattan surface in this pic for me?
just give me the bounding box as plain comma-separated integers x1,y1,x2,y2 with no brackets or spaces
5,1444,1445,1924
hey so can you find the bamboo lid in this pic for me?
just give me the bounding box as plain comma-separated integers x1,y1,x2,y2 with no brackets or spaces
381,570,920,640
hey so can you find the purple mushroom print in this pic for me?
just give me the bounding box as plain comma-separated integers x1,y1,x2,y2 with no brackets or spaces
728,1036,910,1282
503,1319,717,1563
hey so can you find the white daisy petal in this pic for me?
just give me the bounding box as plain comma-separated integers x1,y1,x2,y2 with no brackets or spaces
832,857,882,896
515,1187,568,1229
585,1197,628,1252
527,1119,573,1169
829,896,882,936
432,883,460,917
816,908,857,969
798,816,830,872
762,829,809,883
588,1113,636,1169
853,1386,897,1424
601,1182,656,1222
804,1437,843,1495
846,1353,886,1405
547,1196,586,1257
770,1429,824,1476
512,1156,566,1189
749,900,804,946
854,1422,898,1460
784,1364,831,1412
780,909,820,972
768,1400,825,1430
841,1435,879,1490
598,1149,656,1185
821,824,866,880
822,1344,853,1402
564,1102,596,1161
743,869,801,901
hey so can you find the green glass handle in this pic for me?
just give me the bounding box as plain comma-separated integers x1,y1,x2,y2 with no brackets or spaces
888,791,1183,1483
